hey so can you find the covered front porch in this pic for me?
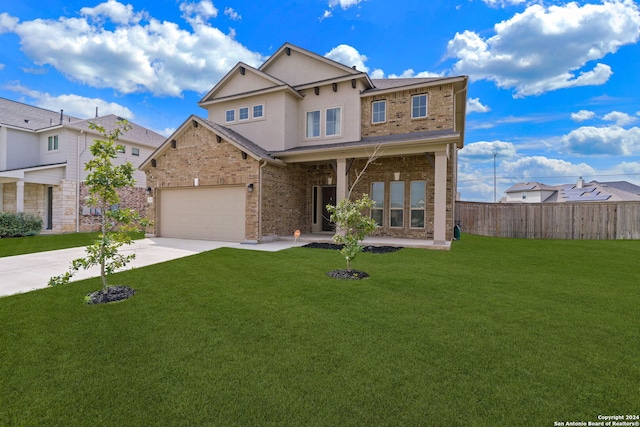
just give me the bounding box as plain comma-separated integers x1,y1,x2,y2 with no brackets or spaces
280,232,452,250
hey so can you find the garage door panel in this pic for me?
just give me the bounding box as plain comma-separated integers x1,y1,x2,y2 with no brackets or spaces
159,187,245,241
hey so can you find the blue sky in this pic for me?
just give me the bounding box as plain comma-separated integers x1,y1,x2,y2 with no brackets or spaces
1,0,639,201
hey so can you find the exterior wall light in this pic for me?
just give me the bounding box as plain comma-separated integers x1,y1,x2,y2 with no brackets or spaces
247,183,254,192
145,187,152,195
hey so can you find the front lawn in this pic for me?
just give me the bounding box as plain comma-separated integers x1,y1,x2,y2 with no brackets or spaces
0,231,145,257
0,236,638,426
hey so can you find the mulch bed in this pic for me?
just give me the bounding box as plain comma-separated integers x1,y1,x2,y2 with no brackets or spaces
304,242,402,280
303,242,403,253
86,285,135,305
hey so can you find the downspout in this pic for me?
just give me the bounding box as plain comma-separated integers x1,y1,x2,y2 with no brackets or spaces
76,130,86,233
258,160,267,242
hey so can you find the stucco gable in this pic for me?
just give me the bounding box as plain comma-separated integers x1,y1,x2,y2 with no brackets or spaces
259,43,364,87
199,63,296,105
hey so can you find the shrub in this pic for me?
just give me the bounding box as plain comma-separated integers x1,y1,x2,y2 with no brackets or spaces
0,212,43,238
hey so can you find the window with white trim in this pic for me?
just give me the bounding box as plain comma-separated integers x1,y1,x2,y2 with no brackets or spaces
239,107,249,121
371,182,384,226
411,94,427,119
132,147,140,156
390,181,404,227
410,181,426,228
253,104,263,118
325,107,341,136
372,100,386,124
306,110,321,138
225,109,235,123
47,135,59,151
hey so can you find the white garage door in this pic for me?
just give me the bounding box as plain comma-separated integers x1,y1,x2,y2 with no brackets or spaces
159,187,246,241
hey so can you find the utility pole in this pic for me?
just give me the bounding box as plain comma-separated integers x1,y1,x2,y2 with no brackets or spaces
493,152,497,203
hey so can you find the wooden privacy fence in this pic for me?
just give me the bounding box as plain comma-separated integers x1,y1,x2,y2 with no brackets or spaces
455,201,640,239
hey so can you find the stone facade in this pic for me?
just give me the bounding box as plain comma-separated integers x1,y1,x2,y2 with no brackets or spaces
144,123,261,240
78,183,147,232
361,84,455,137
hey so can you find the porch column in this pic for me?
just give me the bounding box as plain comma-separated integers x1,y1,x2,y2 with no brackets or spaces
336,158,347,202
0,184,3,212
433,151,448,244
16,180,24,213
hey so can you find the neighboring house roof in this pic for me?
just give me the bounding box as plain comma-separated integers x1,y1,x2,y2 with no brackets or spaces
66,114,165,148
505,182,558,193
0,97,80,131
505,180,640,202
0,98,164,149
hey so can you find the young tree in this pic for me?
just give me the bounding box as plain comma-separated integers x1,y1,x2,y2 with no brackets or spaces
49,120,146,289
326,146,381,273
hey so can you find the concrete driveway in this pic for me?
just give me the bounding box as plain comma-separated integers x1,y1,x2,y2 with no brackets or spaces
0,237,297,298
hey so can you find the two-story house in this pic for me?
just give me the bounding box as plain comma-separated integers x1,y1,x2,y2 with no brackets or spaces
0,98,165,233
141,43,468,245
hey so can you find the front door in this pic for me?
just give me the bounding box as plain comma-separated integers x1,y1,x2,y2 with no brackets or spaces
322,186,336,231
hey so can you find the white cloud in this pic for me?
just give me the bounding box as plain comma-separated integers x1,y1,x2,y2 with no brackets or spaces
481,0,525,7
502,156,596,181
4,83,134,119
224,7,241,21
571,110,596,122
0,64,4,70
369,69,385,79
320,10,332,21
562,126,640,156
2,1,264,97
459,140,517,161
467,98,491,113
80,0,144,25
328,0,367,10
325,44,369,72
180,0,218,23
0,12,19,33
602,111,637,127
447,0,640,97
160,127,176,137
388,69,444,79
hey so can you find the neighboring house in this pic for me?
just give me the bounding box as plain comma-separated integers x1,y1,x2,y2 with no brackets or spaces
141,43,468,245
0,98,165,233
503,178,640,203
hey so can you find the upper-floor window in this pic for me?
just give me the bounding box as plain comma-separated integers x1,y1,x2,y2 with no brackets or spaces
411,94,428,119
239,107,249,121
132,147,140,156
47,135,59,151
326,107,342,136
306,110,321,138
253,104,263,119
372,100,386,124
225,109,235,123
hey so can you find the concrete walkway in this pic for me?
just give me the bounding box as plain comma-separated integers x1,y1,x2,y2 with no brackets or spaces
0,237,297,298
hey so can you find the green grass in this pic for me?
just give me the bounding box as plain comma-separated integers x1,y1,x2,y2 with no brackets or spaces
0,231,145,257
1,236,638,426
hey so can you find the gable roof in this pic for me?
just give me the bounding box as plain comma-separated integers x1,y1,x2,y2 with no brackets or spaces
66,114,165,148
198,62,302,106
139,115,283,170
260,43,365,76
0,97,80,131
